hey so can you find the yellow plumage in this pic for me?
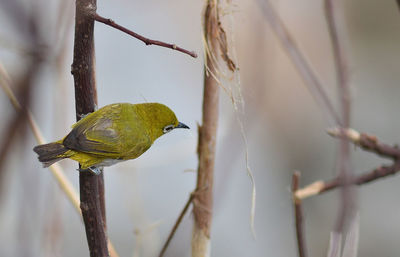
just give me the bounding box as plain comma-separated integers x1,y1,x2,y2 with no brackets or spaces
33,103,189,173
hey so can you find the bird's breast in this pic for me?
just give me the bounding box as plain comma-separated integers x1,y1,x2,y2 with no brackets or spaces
97,158,125,167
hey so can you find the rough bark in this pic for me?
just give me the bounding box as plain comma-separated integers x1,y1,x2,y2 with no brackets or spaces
71,0,109,256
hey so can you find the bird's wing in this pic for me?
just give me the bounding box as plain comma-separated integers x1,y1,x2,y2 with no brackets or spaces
63,105,150,157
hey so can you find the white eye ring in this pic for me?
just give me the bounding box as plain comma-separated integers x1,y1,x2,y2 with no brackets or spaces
163,125,174,134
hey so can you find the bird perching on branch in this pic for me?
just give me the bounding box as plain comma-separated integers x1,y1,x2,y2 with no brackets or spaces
33,102,189,174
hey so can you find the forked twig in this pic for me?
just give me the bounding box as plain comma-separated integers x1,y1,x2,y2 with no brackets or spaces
295,162,400,200
296,129,400,200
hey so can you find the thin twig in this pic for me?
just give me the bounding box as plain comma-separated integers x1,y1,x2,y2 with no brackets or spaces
158,193,194,257
292,172,308,257
94,13,197,58
257,0,341,126
328,128,400,160
295,161,400,200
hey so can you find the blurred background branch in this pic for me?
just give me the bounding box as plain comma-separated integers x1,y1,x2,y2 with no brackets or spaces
1,0,400,256
324,0,353,238
0,0,45,196
257,0,341,126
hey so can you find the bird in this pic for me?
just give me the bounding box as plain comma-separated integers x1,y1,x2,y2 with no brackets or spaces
33,102,189,174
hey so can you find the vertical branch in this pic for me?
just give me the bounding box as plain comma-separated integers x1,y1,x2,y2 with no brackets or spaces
71,0,109,256
292,172,308,257
192,1,220,256
324,0,353,233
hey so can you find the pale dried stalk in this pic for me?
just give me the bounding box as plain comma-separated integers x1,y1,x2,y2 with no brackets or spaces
192,1,220,256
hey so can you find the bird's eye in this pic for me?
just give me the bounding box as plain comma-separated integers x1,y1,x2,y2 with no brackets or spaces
163,125,174,134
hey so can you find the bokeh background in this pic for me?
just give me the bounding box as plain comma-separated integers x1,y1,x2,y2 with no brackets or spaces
1,0,400,256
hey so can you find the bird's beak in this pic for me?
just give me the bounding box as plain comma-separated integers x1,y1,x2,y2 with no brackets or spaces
176,122,190,129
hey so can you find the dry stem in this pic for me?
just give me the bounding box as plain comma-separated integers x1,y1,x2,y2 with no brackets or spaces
192,1,221,256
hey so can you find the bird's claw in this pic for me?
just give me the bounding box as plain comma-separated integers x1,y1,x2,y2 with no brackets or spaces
77,167,103,175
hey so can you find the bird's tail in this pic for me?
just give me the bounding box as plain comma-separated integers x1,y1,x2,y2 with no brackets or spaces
33,142,72,167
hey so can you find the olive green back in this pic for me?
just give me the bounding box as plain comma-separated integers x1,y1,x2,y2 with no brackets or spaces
63,103,179,159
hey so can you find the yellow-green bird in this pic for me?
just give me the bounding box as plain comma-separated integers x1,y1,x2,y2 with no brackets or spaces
33,103,189,174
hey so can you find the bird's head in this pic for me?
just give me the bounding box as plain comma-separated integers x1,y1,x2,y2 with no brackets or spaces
140,103,189,141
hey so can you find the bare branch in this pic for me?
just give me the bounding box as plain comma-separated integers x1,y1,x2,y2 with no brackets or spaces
292,172,308,257
159,193,194,257
297,129,400,199
94,13,197,58
72,1,109,256
328,128,400,160
295,162,400,200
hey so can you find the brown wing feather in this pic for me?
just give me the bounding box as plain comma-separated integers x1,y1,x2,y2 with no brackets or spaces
63,105,123,155
62,104,151,158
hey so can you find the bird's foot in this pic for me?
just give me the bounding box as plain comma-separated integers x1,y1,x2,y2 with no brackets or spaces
78,105,98,119
77,166,103,175
88,166,102,175
78,113,90,119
